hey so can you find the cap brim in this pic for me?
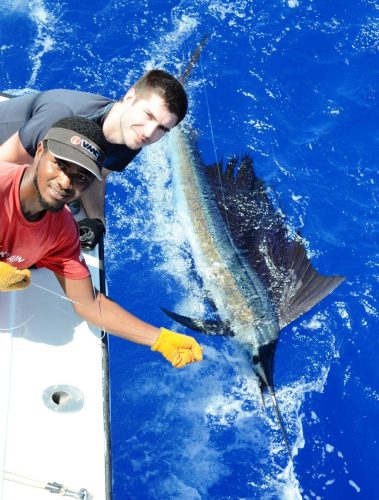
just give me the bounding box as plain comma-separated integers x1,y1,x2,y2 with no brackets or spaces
47,139,103,181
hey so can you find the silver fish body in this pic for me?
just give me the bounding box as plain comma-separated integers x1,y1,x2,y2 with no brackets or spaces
169,127,279,352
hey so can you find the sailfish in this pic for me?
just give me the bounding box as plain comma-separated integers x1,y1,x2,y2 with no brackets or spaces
163,126,344,460
162,36,345,460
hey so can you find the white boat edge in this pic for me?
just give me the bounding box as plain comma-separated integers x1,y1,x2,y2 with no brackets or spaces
0,92,112,500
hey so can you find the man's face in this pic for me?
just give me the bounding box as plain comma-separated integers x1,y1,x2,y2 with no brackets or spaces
119,90,179,150
33,149,94,212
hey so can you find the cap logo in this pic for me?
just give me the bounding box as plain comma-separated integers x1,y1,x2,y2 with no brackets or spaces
70,134,102,161
70,135,81,146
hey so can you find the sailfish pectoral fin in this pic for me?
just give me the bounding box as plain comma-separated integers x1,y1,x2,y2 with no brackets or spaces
161,307,235,336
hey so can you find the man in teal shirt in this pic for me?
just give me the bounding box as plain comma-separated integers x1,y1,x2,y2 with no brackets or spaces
0,70,188,248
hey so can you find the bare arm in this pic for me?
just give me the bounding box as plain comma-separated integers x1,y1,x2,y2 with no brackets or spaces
79,168,112,223
0,131,33,164
55,273,160,346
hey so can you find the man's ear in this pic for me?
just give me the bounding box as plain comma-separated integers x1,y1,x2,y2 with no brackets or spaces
35,141,44,159
123,87,136,104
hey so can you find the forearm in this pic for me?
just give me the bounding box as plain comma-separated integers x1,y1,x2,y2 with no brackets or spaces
57,274,203,367
74,291,160,346
0,132,33,164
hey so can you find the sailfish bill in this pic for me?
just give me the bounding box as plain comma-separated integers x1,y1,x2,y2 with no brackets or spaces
165,124,345,462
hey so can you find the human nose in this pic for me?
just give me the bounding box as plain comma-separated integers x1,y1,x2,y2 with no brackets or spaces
144,122,164,143
57,170,73,191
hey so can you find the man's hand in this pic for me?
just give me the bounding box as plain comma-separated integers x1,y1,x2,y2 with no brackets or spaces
151,327,203,368
0,261,31,291
78,218,105,250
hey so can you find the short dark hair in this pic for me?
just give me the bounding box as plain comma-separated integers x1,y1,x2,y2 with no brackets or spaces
51,116,107,152
132,69,188,125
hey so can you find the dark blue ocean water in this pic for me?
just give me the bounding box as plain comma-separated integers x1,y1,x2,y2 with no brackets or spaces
1,0,378,498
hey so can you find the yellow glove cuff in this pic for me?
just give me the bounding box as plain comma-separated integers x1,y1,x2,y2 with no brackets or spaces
152,327,203,368
0,261,31,292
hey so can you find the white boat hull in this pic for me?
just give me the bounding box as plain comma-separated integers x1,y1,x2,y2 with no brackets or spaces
0,259,110,500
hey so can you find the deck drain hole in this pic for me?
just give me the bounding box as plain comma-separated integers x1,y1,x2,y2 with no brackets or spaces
52,391,70,406
43,385,84,413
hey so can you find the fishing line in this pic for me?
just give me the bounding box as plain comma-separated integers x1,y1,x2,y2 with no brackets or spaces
0,313,37,332
199,59,221,181
92,280,106,341
199,57,236,244
0,283,77,332
30,281,79,304
0,278,105,338
0,281,92,332
32,279,106,341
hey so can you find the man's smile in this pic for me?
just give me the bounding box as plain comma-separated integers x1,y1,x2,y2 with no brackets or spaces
48,184,73,201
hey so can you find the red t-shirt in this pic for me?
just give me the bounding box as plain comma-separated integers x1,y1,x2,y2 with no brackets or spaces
0,162,90,279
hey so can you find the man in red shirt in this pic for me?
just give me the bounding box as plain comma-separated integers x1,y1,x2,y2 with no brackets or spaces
0,116,202,368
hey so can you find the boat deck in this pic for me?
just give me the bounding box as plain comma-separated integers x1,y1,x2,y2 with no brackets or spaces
0,255,110,499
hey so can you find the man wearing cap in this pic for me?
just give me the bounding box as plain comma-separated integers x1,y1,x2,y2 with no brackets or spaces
0,70,188,249
0,116,203,369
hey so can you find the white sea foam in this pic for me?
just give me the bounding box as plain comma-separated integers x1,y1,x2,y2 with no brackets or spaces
287,0,300,8
301,313,325,331
207,1,252,22
0,0,60,87
310,411,319,422
22,0,61,87
291,194,302,202
349,480,361,493
141,12,199,79
0,0,28,12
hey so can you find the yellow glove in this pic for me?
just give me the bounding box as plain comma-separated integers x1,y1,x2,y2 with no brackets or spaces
152,327,203,368
0,261,31,292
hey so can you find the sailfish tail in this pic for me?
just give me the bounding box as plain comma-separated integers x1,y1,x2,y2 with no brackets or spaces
253,344,293,462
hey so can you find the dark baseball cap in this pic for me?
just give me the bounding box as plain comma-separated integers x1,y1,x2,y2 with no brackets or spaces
44,126,105,181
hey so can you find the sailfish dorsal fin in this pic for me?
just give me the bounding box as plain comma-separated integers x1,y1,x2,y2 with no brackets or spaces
201,155,345,328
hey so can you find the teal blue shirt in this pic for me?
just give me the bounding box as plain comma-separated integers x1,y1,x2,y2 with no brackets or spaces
0,89,140,172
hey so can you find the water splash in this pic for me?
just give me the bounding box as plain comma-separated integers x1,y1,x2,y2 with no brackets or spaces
0,0,29,12
26,0,60,87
